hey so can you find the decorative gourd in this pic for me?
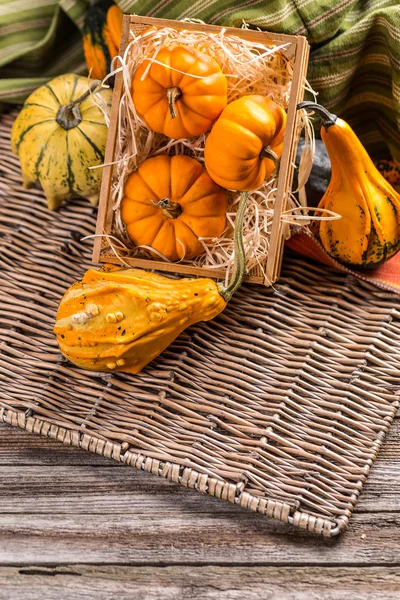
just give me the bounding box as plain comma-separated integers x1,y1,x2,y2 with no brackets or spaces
83,4,122,81
204,95,287,191
375,160,400,190
132,45,228,139
298,102,400,267
121,154,228,261
54,192,248,374
106,4,123,50
11,74,112,210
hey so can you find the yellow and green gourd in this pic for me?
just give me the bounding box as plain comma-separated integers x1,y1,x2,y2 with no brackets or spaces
11,74,112,210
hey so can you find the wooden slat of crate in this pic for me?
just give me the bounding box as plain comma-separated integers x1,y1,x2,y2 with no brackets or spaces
93,16,310,285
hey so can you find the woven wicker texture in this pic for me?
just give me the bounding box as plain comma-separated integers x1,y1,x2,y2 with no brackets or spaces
1,110,399,537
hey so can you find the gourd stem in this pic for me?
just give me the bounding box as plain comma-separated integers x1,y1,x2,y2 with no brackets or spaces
69,79,101,108
218,192,248,302
166,86,183,119
56,80,101,131
157,197,182,219
297,101,337,129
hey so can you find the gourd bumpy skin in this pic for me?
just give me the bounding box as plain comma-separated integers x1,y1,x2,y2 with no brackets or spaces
54,266,227,374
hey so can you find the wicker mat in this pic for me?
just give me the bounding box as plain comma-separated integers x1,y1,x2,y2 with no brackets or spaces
1,109,399,537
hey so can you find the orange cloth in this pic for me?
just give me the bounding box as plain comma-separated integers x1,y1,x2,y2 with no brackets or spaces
286,226,400,294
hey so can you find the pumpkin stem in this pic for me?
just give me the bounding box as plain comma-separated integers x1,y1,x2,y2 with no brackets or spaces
166,86,183,119
297,101,337,130
56,79,101,131
157,197,183,219
260,145,280,174
218,192,248,302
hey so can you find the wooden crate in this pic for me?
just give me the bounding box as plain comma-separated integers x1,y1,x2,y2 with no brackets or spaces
93,15,310,285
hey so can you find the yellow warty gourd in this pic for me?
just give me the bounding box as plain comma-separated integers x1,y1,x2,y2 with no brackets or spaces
54,266,227,374
54,193,248,374
299,102,400,267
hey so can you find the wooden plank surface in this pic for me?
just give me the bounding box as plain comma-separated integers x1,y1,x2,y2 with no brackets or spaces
1,418,400,598
1,566,400,600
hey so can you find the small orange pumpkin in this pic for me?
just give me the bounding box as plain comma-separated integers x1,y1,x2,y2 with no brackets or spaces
132,45,228,139
204,95,287,191
121,154,228,261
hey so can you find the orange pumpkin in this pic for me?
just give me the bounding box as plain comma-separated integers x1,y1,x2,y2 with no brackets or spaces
204,95,287,191
121,154,228,261
132,45,228,139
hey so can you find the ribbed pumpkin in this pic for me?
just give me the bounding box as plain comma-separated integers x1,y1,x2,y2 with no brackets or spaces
54,193,249,374
121,154,228,261
11,74,112,210
298,102,400,267
132,45,228,139
204,95,287,191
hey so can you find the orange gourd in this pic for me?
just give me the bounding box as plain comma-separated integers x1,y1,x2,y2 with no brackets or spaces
106,4,123,50
121,154,228,261
204,95,287,191
54,193,249,374
132,45,228,139
54,265,227,374
298,101,400,267
83,4,122,81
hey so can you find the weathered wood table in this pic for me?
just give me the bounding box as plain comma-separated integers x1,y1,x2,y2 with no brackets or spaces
1,416,399,599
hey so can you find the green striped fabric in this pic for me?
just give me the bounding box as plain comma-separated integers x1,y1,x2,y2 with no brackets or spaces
0,0,399,161
0,0,89,102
